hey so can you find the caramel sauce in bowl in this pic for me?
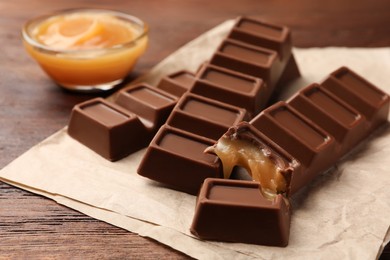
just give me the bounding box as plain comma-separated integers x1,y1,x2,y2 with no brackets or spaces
22,9,148,92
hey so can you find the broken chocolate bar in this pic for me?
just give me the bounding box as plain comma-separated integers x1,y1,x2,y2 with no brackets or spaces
192,67,389,245
138,17,300,194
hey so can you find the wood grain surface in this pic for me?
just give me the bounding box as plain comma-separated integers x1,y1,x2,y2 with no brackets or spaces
1,0,389,258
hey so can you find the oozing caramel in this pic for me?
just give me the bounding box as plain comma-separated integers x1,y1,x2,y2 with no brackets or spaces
206,136,287,199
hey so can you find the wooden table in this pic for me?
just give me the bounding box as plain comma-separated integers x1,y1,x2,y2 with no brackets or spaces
1,0,389,258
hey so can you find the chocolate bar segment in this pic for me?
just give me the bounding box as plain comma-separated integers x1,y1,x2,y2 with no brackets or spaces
167,93,248,141
156,70,196,97
190,178,291,246
115,83,177,133
68,98,147,161
137,125,222,194
189,64,265,117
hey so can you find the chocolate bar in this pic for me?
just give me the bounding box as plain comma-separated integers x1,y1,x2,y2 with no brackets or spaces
191,67,389,246
68,83,177,161
138,17,300,193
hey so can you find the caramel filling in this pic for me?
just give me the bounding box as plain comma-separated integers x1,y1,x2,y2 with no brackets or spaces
206,136,287,200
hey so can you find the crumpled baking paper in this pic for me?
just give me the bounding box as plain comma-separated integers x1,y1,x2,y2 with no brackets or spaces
1,19,390,259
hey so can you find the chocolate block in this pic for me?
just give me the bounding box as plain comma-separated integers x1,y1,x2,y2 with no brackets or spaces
156,70,196,97
190,178,290,246
137,125,222,194
189,63,266,117
167,93,249,141
115,83,177,133
68,98,147,161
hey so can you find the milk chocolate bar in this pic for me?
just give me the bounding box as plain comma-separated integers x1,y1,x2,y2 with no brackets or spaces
68,83,177,161
138,18,300,193
192,67,389,245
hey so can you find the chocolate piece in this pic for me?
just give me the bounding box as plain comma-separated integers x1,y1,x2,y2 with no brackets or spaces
194,67,389,246
167,92,249,141
137,125,222,194
115,83,177,133
156,70,196,97
68,98,147,161
189,63,266,117
190,178,290,246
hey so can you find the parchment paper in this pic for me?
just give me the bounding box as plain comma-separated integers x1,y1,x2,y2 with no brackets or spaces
1,19,390,259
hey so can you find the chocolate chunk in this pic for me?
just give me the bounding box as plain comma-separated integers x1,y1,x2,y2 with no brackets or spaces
190,178,291,246
68,98,148,161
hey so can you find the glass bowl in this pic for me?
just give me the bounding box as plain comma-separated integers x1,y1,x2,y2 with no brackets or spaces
22,9,148,93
